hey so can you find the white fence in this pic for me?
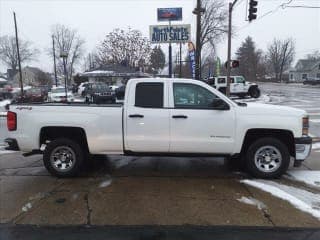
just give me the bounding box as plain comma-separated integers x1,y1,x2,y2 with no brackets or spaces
0,112,8,145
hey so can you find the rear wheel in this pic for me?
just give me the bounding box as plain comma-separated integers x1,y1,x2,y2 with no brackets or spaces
43,138,84,177
245,137,290,178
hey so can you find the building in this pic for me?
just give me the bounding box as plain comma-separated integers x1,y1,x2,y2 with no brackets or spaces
13,66,52,87
0,76,7,88
79,64,151,86
289,59,320,82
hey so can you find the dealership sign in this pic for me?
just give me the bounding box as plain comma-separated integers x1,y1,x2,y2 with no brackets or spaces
150,24,191,43
157,8,182,21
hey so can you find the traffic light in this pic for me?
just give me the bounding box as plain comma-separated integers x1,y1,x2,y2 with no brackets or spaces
231,60,239,68
248,0,258,22
224,60,240,69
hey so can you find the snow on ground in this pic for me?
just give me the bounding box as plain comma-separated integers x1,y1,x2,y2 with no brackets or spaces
0,99,11,111
237,196,267,210
312,142,320,150
99,175,112,188
287,170,320,188
234,94,271,104
240,179,320,220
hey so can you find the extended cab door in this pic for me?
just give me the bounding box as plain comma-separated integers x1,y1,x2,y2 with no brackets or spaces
124,80,170,152
169,81,236,154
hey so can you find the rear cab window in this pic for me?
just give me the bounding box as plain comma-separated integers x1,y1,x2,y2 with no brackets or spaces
135,82,164,108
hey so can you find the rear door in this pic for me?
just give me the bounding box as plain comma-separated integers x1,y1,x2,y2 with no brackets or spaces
125,81,170,152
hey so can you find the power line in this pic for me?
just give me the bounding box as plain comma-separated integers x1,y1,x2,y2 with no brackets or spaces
285,5,320,8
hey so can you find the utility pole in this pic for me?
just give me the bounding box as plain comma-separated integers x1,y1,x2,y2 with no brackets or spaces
13,12,23,96
179,42,182,78
168,21,172,78
52,35,58,87
195,0,201,80
226,2,233,97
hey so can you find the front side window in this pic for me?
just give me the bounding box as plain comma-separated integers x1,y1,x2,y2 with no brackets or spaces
135,82,163,108
173,83,221,109
236,76,245,83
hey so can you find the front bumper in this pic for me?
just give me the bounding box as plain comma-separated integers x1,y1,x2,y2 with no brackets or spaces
295,136,312,161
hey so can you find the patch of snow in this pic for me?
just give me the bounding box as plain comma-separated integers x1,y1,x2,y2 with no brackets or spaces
237,196,267,210
312,142,320,150
310,119,320,123
99,176,112,188
21,202,32,212
240,179,320,220
287,170,320,188
113,157,135,169
0,150,16,155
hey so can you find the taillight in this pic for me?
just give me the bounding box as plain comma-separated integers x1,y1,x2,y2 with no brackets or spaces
7,111,17,131
302,116,309,136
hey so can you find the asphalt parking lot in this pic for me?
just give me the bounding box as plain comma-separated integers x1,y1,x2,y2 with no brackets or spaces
1,82,320,239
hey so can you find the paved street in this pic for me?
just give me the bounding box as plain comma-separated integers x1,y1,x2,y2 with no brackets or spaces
1,82,320,239
258,82,320,170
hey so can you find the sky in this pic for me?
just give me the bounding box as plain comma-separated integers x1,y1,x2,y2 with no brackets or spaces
0,0,319,74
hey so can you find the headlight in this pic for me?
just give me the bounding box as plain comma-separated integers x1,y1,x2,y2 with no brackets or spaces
302,116,309,135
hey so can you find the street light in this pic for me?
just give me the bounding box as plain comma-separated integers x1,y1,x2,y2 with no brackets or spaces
60,51,68,101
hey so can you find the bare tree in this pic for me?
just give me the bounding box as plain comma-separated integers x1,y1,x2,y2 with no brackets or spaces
200,0,228,60
0,35,38,71
306,50,320,61
50,24,85,84
266,38,295,82
97,28,151,69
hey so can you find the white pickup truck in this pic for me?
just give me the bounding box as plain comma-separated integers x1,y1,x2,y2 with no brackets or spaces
5,78,312,178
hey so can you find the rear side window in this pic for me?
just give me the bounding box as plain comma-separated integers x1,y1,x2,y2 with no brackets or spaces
135,82,163,108
218,78,225,84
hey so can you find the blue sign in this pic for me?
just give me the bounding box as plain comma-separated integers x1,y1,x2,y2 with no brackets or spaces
157,8,182,21
188,42,196,79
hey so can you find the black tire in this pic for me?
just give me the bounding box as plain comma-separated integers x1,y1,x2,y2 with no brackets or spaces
245,137,290,179
249,87,261,98
218,87,227,95
43,138,84,177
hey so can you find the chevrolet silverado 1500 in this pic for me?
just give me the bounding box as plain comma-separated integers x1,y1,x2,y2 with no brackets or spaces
5,78,312,178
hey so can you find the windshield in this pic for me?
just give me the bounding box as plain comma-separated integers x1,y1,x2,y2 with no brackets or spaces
51,88,66,93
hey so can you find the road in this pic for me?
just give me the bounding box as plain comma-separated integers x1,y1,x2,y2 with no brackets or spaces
257,82,320,170
1,82,320,239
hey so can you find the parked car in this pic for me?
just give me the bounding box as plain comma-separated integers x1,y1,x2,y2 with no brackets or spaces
85,83,116,103
77,82,89,96
205,76,261,98
5,78,311,179
303,78,320,85
48,87,74,102
115,85,126,101
25,88,46,102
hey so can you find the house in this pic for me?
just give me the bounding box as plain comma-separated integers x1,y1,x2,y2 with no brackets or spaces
79,64,151,86
13,66,52,86
0,76,7,88
289,59,320,82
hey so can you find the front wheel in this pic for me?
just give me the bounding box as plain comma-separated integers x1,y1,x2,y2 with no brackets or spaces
249,87,261,98
43,138,84,177
245,137,290,179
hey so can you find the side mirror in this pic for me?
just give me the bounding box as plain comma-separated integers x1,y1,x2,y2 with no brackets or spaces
211,98,230,110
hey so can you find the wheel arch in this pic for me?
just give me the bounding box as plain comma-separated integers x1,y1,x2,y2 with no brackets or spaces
240,128,295,158
39,126,89,153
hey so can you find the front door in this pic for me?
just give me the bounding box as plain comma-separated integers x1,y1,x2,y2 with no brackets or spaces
125,81,170,152
169,82,236,154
